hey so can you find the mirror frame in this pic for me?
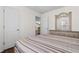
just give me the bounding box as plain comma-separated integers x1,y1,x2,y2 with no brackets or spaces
55,12,72,31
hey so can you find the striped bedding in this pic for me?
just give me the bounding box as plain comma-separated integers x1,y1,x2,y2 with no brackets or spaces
15,34,79,53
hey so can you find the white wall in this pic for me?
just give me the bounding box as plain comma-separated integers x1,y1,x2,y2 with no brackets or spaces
41,6,79,34
15,7,41,38
41,13,49,34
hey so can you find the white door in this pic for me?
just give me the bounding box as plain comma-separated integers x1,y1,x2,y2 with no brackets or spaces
0,7,3,52
4,7,19,49
41,15,49,34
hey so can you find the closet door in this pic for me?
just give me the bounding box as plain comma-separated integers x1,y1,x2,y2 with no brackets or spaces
4,7,19,49
0,7,3,52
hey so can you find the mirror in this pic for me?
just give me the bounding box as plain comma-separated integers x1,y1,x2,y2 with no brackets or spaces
35,16,41,35
55,12,72,31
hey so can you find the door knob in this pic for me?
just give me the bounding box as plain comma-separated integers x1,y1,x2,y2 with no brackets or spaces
17,29,20,31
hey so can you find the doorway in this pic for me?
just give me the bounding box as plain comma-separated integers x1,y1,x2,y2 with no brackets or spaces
35,16,41,35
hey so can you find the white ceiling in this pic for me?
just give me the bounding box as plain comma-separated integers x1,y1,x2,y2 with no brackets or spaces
27,6,63,13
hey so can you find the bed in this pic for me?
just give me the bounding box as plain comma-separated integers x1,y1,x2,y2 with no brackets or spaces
15,31,79,53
